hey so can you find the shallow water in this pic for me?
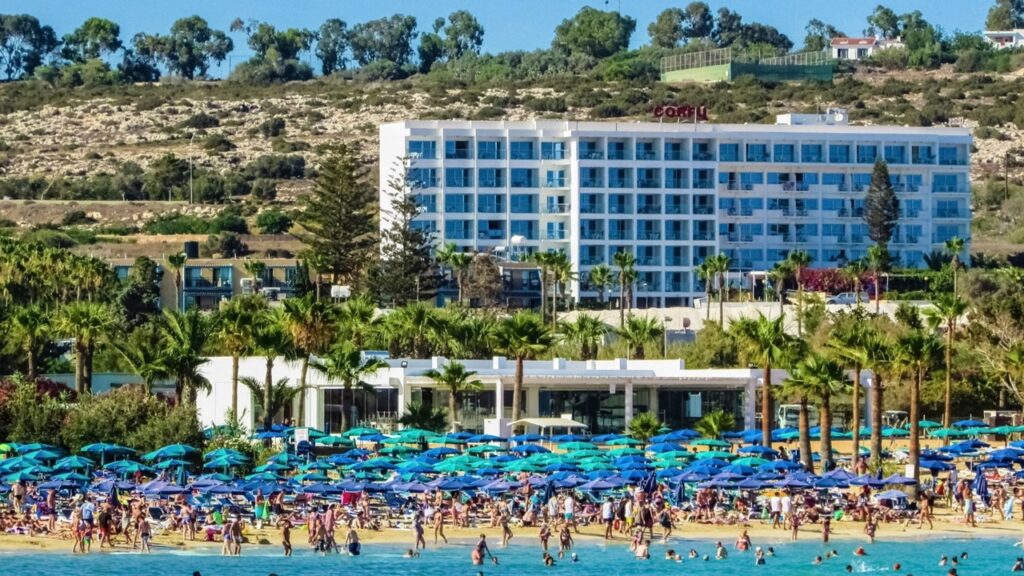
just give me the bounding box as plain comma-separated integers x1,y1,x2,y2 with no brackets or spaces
0,535,1010,576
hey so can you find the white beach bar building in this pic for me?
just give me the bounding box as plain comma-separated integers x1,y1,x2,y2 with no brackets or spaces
380,115,971,308
196,356,873,437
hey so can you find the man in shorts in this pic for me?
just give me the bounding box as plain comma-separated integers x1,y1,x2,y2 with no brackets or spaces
602,497,615,539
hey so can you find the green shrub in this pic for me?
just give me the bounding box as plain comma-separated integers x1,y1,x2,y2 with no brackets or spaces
250,179,278,201
589,102,627,118
256,209,293,234
271,138,311,153
259,117,286,138
178,113,220,129
203,134,236,152
21,228,76,248
245,155,306,179
205,231,249,257
210,206,249,234
142,213,209,235
60,210,95,226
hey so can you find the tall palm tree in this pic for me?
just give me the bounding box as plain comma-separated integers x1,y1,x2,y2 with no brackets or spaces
557,314,607,360
243,258,267,288
281,295,335,426
841,259,868,306
895,330,943,482
944,236,966,296
616,314,664,360
424,360,484,432
612,251,636,327
695,259,714,320
437,243,473,304
248,307,294,431
379,302,442,358
491,312,554,432
10,304,48,378
732,313,796,447
158,308,212,405
862,333,895,467
784,354,851,472
866,245,888,314
786,250,813,336
56,301,114,394
826,321,871,464
626,412,661,445
588,264,614,309
710,253,731,325
924,294,968,428
529,251,555,322
548,252,575,324
336,293,378,349
213,295,266,417
165,252,188,311
311,342,387,432
112,323,169,395
695,409,736,439
769,261,793,317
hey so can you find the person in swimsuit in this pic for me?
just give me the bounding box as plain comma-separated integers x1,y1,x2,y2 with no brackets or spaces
433,507,447,544
414,511,427,549
501,511,513,547
345,524,361,556
472,534,495,565
736,529,751,551
279,517,293,557
539,522,552,553
220,521,233,556
138,515,152,554
557,525,573,559
71,507,84,554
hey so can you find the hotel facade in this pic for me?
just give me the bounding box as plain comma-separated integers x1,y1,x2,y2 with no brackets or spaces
380,115,971,307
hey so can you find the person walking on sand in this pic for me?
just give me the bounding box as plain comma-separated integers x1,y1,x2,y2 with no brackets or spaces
434,506,447,544
602,497,615,539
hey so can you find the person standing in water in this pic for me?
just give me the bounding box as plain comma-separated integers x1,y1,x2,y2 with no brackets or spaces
279,517,293,557
472,534,496,565
414,511,427,550
345,523,361,556
433,506,447,544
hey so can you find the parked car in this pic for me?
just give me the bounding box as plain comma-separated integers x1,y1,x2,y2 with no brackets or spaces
826,291,869,305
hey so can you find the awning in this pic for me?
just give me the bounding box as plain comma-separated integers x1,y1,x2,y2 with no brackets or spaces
509,418,588,429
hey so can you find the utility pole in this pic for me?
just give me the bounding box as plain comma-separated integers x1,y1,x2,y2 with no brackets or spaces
189,132,195,204
1006,151,1011,203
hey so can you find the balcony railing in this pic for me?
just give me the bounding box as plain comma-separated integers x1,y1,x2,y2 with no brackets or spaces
542,204,570,214
637,204,662,214
665,179,687,189
694,180,714,189
607,178,629,188
665,205,685,214
693,206,713,215
510,180,538,188
608,231,632,240
580,203,603,214
607,204,632,214
664,151,687,161
546,232,567,240
694,232,714,241
579,150,604,160
665,231,685,241
933,185,966,193
693,152,714,161
607,150,630,160
912,154,935,164
637,179,661,189
638,232,661,240
747,154,770,162
939,158,967,166
545,178,567,188
541,150,566,160
582,231,605,240
580,178,603,188
934,209,964,218
636,151,658,160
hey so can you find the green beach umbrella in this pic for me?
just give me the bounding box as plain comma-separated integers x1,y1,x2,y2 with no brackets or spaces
607,437,644,446
398,428,440,442
153,458,190,470
988,425,1015,436
294,472,331,482
931,427,969,439
381,445,419,455
608,447,645,457
318,435,354,447
580,461,616,471
690,438,730,448
917,420,942,429
439,436,468,445
694,450,735,460
6,470,40,482
566,449,605,459
0,443,14,453
467,444,505,454
558,441,593,452
733,456,770,467
653,450,692,460
503,460,545,473
342,427,380,438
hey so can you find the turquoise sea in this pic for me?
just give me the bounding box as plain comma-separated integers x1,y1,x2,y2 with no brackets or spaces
0,536,1011,576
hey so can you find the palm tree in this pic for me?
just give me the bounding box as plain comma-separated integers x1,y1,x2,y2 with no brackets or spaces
924,294,968,429
158,308,212,405
281,295,335,426
56,301,114,394
841,259,868,306
612,251,636,327
695,409,736,439
491,312,554,432
557,314,607,360
424,361,483,432
10,304,48,378
895,330,942,482
709,253,731,325
785,354,851,472
944,236,966,296
112,324,169,395
243,258,267,288
241,377,308,427
826,321,871,464
695,259,714,320
862,333,895,467
548,252,575,324
165,252,188,311
528,251,554,322
732,313,795,447
379,302,442,358
616,314,664,360
437,243,473,304
248,307,294,431
311,342,387,432
588,264,614,309
337,293,378,349
213,295,266,417
398,402,448,433
769,261,793,317
866,245,888,314
782,367,817,473
626,412,661,445
786,250,813,336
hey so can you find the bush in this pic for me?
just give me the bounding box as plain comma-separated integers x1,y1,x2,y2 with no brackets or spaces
203,134,236,152
250,179,278,201
245,155,306,179
256,209,292,234
869,47,910,70
179,113,220,130
259,117,286,138
210,206,249,234
60,210,95,226
355,59,406,81
205,231,249,257
0,376,72,444
143,213,209,235
271,138,310,153
589,102,627,118
61,386,174,451
21,228,76,248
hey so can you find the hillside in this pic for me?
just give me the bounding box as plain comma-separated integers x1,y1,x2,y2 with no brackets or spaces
2,68,1024,259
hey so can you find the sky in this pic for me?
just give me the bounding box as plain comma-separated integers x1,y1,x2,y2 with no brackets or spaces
0,0,992,77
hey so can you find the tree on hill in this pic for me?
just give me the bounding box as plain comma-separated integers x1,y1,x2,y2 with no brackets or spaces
296,143,378,287
61,17,122,63
803,18,844,52
0,14,58,80
133,16,232,79
682,2,715,41
417,18,446,73
348,14,418,67
443,10,484,60
987,0,1024,30
648,8,685,48
316,19,349,75
866,5,901,39
552,7,636,59
864,159,899,249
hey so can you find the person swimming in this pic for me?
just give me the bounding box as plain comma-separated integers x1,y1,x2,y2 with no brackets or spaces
766,547,776,557
893,563,902,571
1013,557,1024,572
854,547,867,556
688,549,699,559
716,542,728,560
754,547,766,565
813,556,823,565
939,556,948,566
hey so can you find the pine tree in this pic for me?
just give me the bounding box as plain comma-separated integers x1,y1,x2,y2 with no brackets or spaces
296,143,377,286
864,158,899,248
373,157,438,305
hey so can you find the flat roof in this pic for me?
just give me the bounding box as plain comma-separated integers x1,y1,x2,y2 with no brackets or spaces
382,119,971,139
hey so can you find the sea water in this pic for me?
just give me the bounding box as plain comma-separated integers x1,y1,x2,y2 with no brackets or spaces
0,536,1011,576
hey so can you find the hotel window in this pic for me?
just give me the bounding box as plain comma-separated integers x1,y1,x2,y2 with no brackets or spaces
857,145,877,164
545,170,567,188
579,167,603,188
746,144,769,162
607,140,628,160
444,194,473,213
801,144,823,163
413,194,437,213
509,141,535,160
541,141,566,160
477,194,505,213
933,174,961,193
444,168,473,188
408,168,437,188
478,168,505,188
719,143,740,162
444,140,471,160
407,140,436,159
664,141,685,161
510,169,537,188
692,141,714,161
828,144,850,163
444,220,473,240
510,220,538,240
884,145,906,164
773,144,795,163
510,194,537,213
477,140,504,160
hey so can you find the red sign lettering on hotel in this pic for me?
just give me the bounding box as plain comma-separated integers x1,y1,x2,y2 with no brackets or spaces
652,105,708,121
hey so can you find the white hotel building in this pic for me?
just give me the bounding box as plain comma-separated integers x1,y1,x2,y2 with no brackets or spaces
380,114,971,307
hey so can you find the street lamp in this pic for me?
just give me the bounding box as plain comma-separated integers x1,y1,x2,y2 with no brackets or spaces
662,316,672,357
189,132,195,205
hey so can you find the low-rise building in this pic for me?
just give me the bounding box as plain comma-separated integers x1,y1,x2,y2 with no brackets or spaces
830,37,904,60
984,29,1024,49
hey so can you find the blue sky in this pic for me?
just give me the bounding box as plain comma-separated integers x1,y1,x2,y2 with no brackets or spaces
0,1,991,76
